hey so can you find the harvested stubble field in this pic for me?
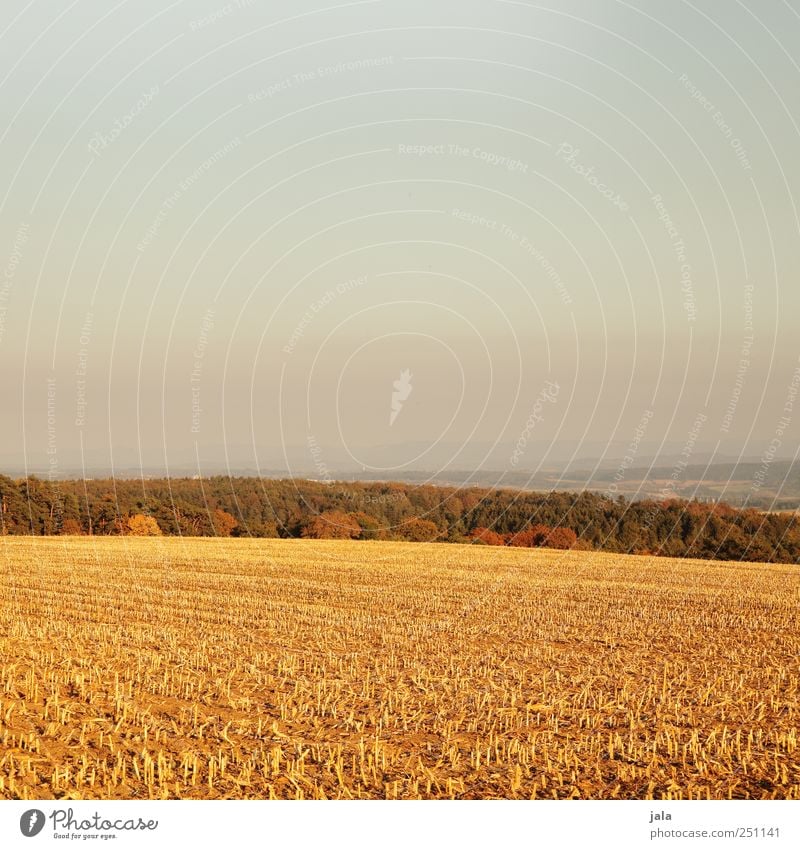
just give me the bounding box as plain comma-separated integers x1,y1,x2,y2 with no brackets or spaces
0,537,798,800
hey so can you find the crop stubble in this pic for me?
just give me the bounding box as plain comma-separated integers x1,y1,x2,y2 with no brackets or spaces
0,537,797,800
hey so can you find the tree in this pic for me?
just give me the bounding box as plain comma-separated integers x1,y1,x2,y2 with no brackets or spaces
261,520,281,538
348,511,383,540
469,527,506,546
0,474,796,563
506,525,550,548
400,517,440,542
60,518,84,535
301,510,361,539
127,514,162,536
212,508,238,537
530,524,554,546
92,495,124,535
171,502,212,536
544,527,577,549
507,524,552,547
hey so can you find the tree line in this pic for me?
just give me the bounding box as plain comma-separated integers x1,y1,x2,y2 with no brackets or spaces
0,474,797,563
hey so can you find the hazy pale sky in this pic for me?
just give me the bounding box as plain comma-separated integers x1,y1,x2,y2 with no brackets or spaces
1,0,799,477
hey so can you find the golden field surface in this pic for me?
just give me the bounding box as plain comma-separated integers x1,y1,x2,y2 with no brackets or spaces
0,537,798,800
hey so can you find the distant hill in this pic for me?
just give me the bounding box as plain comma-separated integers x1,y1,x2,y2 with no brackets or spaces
11,457,796,510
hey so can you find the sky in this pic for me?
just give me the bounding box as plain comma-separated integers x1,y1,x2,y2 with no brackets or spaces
1,0,799,479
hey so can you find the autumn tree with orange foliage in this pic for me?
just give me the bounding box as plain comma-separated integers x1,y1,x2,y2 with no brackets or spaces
60,518,84,535
301,510,361,540
212,509,238,537
507,524,552,547
126,514,162,536
544,527,578,549
400,517,440,542
469,527,506,546
2,474,796,562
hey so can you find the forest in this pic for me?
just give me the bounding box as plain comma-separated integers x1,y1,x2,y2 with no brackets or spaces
0,474,797,563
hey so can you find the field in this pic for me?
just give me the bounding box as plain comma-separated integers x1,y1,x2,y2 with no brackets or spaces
0,537,798,800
